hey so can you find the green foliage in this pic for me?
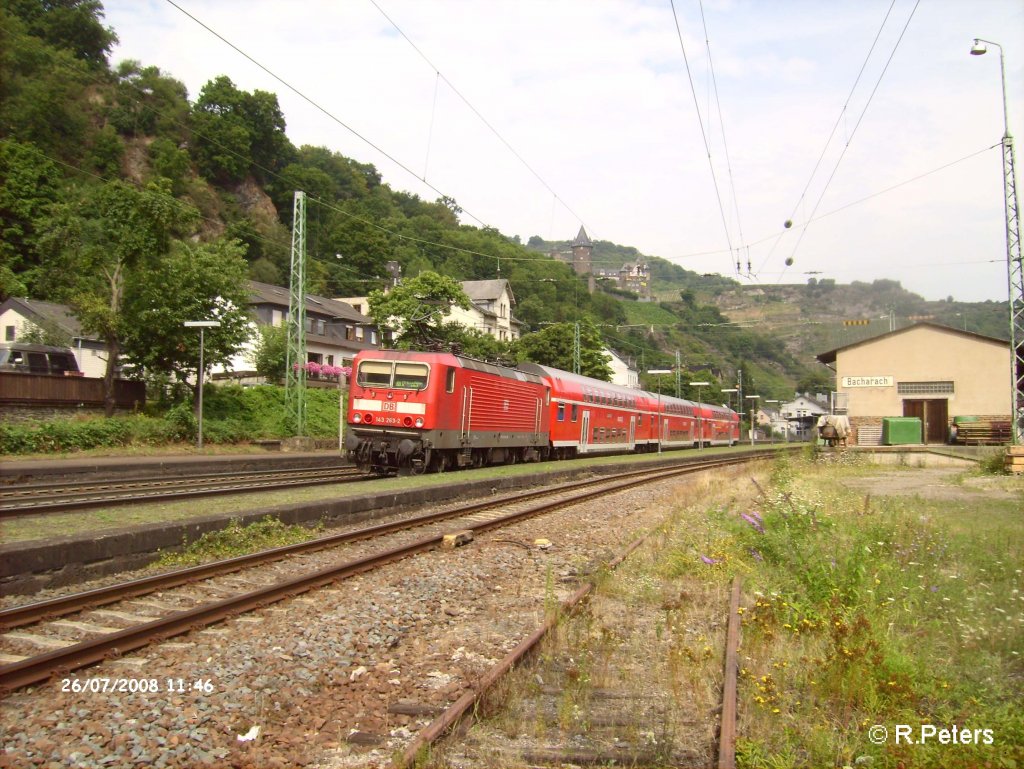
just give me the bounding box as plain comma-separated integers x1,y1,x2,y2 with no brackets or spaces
190,75,294,185
154,516,322,568
0,414,174,453
722,458,1024,768
17,318,71,347
121,237,253,389
514,318,612,380
368,271,470,348
0,384,344,454
0,139,63,296
6,0,117,68
250,323,288,381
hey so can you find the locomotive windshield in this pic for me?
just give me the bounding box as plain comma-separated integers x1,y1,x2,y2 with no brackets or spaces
356,360,429,390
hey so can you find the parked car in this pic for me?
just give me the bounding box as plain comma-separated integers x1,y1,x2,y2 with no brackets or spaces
0,343,83,376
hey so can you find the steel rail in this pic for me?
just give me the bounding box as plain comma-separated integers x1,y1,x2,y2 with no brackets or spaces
0,467,368,518
0,452,768,694
395,536,648,768
718,576,743,769
0,454,758,630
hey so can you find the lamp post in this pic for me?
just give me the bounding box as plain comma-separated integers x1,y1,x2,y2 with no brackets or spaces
746,395,760,447
971,38,1023,444
689,381,709,449
184,320,221,450
721,387,738,411
649,369,672,454
765,399,781,445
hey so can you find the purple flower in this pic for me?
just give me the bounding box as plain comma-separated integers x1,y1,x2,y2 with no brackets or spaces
740,513,765,533
749,548,763,562
700,554,720,565
749,510,763,524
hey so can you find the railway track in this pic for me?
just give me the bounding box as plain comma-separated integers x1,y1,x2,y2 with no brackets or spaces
0,465,368,517
0,452,761,695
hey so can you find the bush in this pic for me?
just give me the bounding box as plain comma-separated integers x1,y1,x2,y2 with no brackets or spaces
0,383,344,454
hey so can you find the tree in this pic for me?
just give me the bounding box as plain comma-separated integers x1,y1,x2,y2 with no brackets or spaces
249,323,287,381
189,76,294,185
38,179,198,415
0,139,62,297
367,271,470,349
121,238,253,408
515,319,612,381
7,0,117,68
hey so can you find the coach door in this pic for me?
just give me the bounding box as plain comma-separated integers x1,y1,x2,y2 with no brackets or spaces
628,416,636,450
580,410,591,453
461,386,472,441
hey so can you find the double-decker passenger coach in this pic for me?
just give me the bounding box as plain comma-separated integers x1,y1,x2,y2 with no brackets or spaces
345,350,550,474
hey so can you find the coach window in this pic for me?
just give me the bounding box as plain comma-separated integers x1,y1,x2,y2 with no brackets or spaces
557,403,565,422
446,367,456,393
393,362,429,390
571,404,578,422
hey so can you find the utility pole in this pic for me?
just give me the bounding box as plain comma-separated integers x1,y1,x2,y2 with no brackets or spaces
285,191,307,437
972,38,1023,443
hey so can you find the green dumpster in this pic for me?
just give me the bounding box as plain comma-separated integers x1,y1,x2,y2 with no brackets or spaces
882,417,922,445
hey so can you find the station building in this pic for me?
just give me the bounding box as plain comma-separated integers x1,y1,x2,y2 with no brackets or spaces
816,323,1011,445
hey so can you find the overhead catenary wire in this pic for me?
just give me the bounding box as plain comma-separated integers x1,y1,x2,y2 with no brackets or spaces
698,0,748,273
163,0,492,230
768,0,922,283
669,0,735,272
660,143,998,265
367,0,595,240
756,0,900,277
47,53,540,279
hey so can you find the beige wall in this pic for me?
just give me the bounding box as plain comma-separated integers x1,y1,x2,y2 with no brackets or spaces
836,326,1010,418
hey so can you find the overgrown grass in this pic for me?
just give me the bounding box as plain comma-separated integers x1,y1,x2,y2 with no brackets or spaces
697,455,1024,769
153,515,323,568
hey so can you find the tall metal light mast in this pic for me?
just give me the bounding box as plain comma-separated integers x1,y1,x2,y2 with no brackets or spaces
285,191,307,436
972,39,1023,444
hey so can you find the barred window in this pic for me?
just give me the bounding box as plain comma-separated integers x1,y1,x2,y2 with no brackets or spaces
897,381,954,395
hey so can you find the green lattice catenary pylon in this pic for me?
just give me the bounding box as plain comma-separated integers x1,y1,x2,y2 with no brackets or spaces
285,190,307,436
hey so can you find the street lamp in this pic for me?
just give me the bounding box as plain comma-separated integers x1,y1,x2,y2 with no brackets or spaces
721,387,738,411
689,381,710,449
765,399,781,445
971,38,1023,444
649,369,672,454
746,395,760,447
184,320,221,449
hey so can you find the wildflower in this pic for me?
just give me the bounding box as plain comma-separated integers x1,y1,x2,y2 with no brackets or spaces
700,554,720,565
740,513,765,533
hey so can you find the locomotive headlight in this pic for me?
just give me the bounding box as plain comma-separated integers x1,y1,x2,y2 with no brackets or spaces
415,417,424,427
352,413,362,423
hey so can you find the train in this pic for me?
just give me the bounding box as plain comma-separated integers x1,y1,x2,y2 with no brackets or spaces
343,349,740,475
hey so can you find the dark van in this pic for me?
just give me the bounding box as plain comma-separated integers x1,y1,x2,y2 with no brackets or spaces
0,343,83,376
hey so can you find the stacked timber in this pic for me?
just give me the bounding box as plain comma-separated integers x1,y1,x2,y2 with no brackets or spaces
1006,446,1024,475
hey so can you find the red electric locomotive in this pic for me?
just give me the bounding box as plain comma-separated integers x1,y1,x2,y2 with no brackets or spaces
345,350,550,474
345,349,740,474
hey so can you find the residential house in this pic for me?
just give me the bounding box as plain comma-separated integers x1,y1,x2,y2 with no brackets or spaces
215,281,381,381
337,278,522,345
605,348,639,389
0,297,107,378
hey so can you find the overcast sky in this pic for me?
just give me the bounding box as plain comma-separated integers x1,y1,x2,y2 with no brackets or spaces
102,0,1023,302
